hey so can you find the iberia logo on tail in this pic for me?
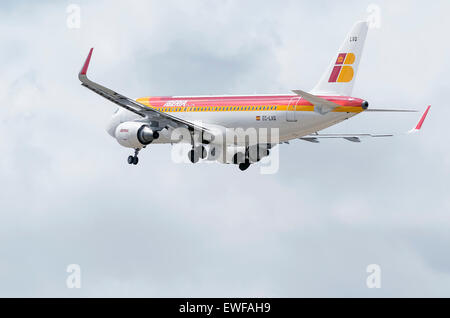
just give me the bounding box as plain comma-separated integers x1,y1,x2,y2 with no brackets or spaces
328,53,355,83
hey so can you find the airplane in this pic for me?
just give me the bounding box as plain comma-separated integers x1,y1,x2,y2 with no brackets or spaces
78,21,430,171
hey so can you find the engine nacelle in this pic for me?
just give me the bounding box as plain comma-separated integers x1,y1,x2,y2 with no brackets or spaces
115,122,156,149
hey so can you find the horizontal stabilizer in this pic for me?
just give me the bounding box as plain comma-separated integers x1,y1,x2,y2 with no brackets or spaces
292,89,341,115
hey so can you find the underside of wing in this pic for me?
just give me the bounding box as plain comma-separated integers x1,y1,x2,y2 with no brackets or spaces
300,133,393,143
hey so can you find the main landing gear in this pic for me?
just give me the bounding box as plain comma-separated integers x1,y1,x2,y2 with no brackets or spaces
188,146,207,164
232,152,252,172
238,161,251,171
187,129,207,164
127,149,140,165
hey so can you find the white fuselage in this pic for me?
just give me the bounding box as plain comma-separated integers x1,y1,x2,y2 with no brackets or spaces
107,94,363,146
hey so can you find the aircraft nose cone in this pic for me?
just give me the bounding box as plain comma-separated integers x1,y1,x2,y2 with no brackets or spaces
362,101,369,110
106,116,119,137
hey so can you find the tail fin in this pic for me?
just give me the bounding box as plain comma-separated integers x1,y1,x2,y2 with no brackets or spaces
311,21,369,96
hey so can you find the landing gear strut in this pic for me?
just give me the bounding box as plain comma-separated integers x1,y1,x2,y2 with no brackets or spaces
237,147,257,172
188,146,207,164
187,129,207,164
188,148,199,164
128,149,140,165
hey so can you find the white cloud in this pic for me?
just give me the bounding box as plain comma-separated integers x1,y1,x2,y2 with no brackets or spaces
0,0,449,297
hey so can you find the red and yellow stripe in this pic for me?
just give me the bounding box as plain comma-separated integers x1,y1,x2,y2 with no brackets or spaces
136,97,364,114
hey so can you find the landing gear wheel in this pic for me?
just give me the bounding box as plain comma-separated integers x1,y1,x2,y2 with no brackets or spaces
128,148,141,165
128,156,139,165
188,149,200,164
239,162,251,171
196,146,207,159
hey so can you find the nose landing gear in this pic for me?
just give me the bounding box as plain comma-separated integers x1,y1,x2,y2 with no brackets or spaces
128,149,140,165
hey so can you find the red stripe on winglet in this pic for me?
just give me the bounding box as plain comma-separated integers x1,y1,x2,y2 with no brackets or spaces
80,48,94,75
415,106,431,130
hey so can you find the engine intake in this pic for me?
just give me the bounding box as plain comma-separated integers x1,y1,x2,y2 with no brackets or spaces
137,125,155,145
115,122,156,149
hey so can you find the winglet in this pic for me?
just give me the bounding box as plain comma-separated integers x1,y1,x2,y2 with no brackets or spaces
79,48,94,80
408,106,431,134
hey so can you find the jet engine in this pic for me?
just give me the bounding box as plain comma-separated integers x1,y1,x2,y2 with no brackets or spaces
114,122,159,149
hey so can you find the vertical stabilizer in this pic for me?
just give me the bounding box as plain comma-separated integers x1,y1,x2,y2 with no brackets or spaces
311,21,369,96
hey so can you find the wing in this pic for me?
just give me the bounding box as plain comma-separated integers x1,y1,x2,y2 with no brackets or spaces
408,105,431,134
78,48,211,136
300,106,431,143
300,133,393,143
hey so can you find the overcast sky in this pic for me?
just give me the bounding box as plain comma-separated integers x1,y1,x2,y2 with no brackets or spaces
0,0,449,297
